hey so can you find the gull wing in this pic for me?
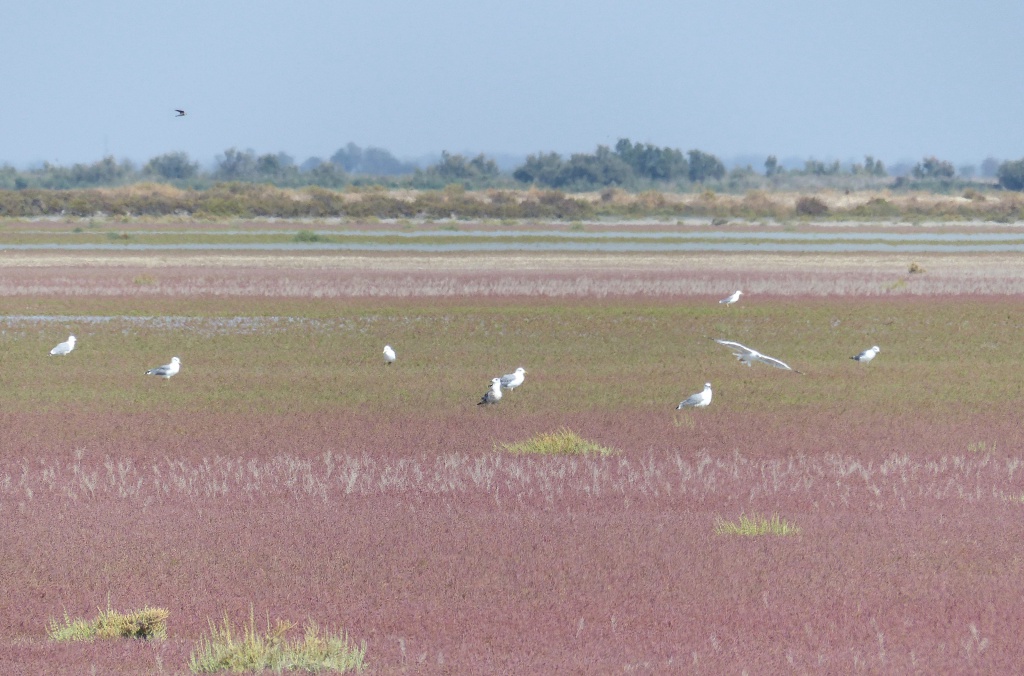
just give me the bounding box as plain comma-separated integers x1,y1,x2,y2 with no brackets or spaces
752,352,802,373
676,392,704,408
710,338,803,374
712,338,760,357
711,339,759,367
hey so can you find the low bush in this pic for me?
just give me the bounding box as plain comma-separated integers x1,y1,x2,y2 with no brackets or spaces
47,604,169,642
292,230,330,243
795,196,829,216
714,512,801,537
189,611,366,674
499,427,616,456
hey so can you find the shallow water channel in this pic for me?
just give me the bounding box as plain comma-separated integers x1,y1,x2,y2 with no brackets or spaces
4,229,1024,253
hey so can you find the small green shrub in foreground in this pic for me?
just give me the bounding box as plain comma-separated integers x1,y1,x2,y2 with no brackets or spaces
499,427,617,456
714,512,801,537
189,611,366,674
47,605,169,642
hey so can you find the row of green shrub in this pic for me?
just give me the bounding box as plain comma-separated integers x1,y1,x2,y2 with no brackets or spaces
0,184,1021,221
47,604,367,674
0,184,590,220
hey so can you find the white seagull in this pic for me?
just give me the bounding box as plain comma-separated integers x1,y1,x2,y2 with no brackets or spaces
499,367,527,392
478,378,503,405
146,356,181,379
383,345,396,365
676,382,712,409
710,338,803,374
719,290,743,305
851,346,880,364
50,335,76,356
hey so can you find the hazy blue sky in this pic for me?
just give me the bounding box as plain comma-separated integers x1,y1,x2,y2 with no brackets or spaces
3,1,1022,168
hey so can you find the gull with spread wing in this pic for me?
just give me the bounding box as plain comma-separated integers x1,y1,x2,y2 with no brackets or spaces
710,338,803,374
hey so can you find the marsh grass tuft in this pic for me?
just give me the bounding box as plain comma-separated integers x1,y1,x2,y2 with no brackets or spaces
292,229,330,243
714,512,801,537
499,427,617,456
47,604,169,642
968,441,995,455
189,610,366,674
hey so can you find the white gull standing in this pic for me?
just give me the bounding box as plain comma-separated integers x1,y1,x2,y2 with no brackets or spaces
383,344,396,365
499,367,527,392
478,378,503,405
146,356,181,380
50,335,76,356
710,338,803,374
719,290,743,305
851,346,880,364
676,382,712,409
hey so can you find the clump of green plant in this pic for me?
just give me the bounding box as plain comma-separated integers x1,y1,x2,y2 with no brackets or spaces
968,441,995,455
714,512,801,537
48,604,169,642
499,427,617,456
293,229,329,243
106,231,131,240
189,610,366,674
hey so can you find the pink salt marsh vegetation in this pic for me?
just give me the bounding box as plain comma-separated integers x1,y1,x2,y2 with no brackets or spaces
3,251,1024,298
1,255,1024,672
3,410,1024,673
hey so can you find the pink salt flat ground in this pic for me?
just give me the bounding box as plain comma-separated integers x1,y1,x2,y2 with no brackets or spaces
1,249,1022,673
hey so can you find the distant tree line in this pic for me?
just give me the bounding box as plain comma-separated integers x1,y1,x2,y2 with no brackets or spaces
0,140,1022,192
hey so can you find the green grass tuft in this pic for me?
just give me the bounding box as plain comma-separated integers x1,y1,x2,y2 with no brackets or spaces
499,427,617,456
47,604,169,642
714,512,801,537
292,229,330,243
189,609,366,674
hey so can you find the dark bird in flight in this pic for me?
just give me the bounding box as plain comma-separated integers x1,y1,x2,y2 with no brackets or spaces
174,109,186,117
